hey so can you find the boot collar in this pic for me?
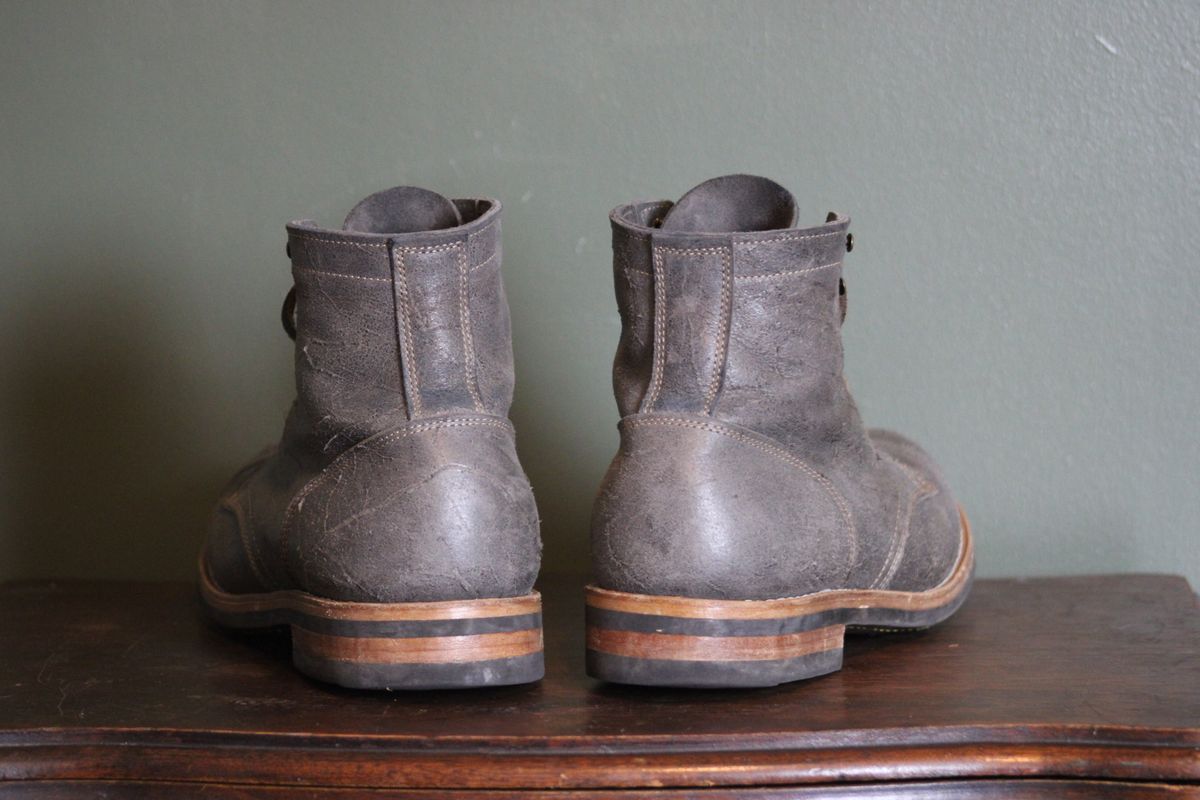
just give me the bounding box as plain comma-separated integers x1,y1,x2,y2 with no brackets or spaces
287,197,501,250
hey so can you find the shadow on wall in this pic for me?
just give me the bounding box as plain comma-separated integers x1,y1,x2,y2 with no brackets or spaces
1,251,225,582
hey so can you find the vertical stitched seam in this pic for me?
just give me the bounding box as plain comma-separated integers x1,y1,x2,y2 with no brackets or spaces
279,468,326,585
392,247,423,418
641,246,668,412
871,452,938,589
702,249,732,415
871,452,910,589
871,484,911,591
457,241,485,412
235,496,272,590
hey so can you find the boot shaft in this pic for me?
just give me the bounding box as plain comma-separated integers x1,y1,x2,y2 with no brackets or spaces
205,189,541,611
592,178,966,617
609,201,866,463
283,198,515,460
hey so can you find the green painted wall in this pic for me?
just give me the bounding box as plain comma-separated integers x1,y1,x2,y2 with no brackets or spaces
2,1,1197,586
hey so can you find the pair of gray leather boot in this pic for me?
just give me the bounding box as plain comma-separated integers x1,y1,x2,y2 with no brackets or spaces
199,176,973,690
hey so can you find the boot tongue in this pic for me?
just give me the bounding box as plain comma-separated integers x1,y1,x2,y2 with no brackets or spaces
342,185,462,234
659,174,798,233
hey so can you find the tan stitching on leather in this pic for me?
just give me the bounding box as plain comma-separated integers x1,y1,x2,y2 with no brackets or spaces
288,232,389,250
641,247,669,412
455,242,486,412
392,249,423,418
656,245,728,255
871,451,938,590
469,251,498,273
736,260,843,282
871,480,913,591
736,229,844,252
615,246,651,281
392,241,466,254
703,249,732,415
642,246,733,415
293,268,391,283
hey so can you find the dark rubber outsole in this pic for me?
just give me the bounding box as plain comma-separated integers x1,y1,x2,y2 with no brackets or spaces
586,508,974,688
198,558,544,690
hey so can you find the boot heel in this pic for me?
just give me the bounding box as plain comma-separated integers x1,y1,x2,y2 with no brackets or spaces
289,596,544,690
586,512,974,688
200,560,543,690
585,587,846,688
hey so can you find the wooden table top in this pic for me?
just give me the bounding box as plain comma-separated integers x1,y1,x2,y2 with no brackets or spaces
0,573,1196,796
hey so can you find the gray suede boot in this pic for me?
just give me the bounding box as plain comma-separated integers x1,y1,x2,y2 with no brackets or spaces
199,186,543,690
587,175,973,688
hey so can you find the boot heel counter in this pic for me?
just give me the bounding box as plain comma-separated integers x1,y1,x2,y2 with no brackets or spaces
590,415,855,601
286,417,540,603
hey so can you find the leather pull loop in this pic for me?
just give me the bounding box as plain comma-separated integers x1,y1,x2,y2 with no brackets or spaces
281,286,297,341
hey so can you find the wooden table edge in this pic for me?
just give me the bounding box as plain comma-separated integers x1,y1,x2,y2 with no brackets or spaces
2,739,1197,790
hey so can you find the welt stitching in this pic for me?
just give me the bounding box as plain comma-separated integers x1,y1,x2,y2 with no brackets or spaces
736,260,843,282
626,416,856,542
392,249,423,418
703,250,732,415
294,267,390,283
457,243,486,412
641,248,668,411
279,417,513,573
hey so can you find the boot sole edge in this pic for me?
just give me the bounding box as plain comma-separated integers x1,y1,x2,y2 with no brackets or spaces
585,506,974,688
197,561,544,690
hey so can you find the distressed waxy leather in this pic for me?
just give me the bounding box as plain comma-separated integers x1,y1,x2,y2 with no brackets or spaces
592,175,962,600
203,188,541,603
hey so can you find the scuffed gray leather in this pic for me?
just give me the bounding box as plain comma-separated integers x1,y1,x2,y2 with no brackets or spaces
204,189,540,603
592,176,962,601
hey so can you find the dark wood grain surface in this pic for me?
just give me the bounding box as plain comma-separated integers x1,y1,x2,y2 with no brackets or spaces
0,574,1196,796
